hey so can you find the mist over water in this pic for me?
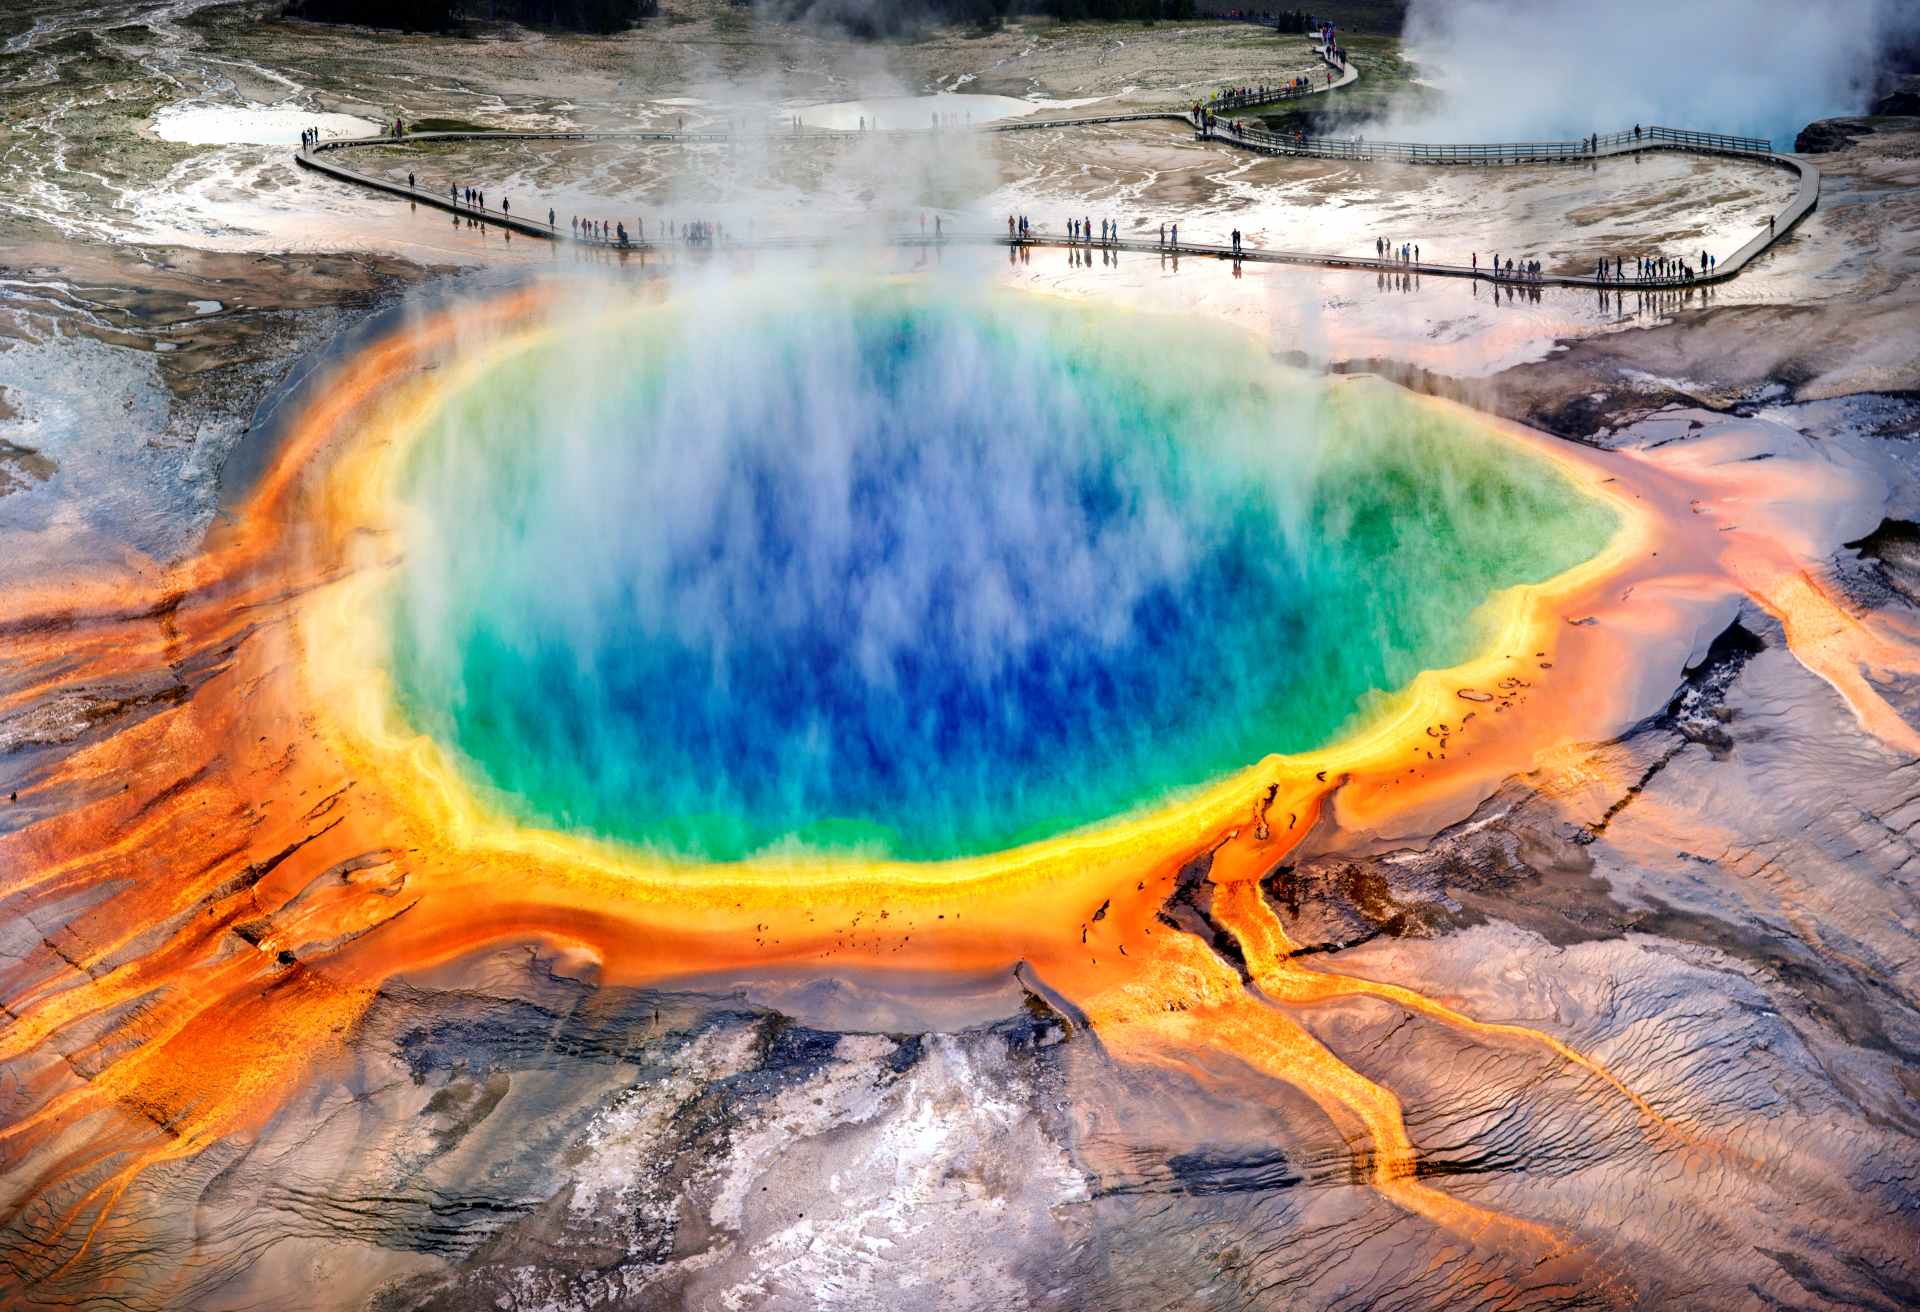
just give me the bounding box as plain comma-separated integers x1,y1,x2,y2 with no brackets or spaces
1392,0,1911,147
385,280,1615,862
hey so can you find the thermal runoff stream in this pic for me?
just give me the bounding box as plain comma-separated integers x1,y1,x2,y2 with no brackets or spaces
386,286,1615,861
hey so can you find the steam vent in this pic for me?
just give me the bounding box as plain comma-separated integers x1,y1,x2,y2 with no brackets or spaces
3,3,1919,1310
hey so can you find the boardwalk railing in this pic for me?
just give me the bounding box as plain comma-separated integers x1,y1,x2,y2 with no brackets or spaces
1206,43,1348,112
1222,121,1773,164
1208,80,1322,112
1622,125,1770,154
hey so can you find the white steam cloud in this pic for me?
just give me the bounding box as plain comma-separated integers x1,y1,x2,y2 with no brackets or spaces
1389,0,1912,147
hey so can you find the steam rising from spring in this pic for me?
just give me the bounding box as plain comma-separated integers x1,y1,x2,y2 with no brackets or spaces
385,279,1616,861
1391,0,1913,145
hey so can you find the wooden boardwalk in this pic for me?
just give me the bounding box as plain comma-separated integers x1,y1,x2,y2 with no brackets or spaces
293,35,1816,290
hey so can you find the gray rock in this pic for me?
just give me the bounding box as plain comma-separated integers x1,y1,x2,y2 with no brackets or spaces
1795,116,1877,153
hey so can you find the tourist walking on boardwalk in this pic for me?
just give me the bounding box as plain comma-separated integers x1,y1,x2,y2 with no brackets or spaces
549,208,555,228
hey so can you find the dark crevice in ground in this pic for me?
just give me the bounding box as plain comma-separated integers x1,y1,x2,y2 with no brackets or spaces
1843,518,1920,610
1154,845,1251,983
1262,614,1771,956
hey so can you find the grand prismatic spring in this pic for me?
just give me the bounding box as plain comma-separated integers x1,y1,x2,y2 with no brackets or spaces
4,2,1920,1310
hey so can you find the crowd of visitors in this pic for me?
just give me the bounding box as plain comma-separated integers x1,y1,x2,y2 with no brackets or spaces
1375,237,1423,265
1593,250,1715,283
1365,238,1726,286
1062,215,1125,245
1207,74,1318,113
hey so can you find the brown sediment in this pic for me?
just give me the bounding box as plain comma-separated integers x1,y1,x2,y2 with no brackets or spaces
0,281,1911,1292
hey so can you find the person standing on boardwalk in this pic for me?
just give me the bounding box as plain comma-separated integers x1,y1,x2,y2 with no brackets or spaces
408,172,415,190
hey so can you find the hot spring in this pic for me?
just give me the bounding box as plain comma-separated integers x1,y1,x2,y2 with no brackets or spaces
385,285,1617,862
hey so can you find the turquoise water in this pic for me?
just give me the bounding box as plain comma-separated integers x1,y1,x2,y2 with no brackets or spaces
388,287,1615,862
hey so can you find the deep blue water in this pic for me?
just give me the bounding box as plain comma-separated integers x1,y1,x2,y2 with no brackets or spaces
388,290,1615,861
